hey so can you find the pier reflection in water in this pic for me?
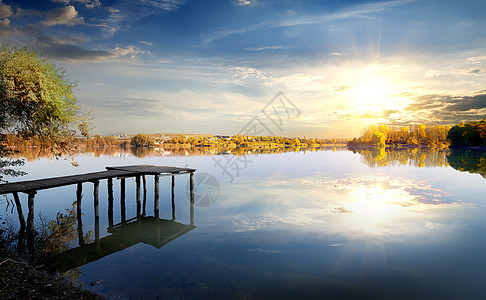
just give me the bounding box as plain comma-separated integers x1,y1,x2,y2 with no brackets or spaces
0,165,196,274
44,215,196,273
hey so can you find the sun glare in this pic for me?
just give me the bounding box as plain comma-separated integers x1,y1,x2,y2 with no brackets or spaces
345,70,410,113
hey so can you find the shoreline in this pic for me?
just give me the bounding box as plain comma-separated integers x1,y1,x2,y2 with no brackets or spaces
0,241,104,299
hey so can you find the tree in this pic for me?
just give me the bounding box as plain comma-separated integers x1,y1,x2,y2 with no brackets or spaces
371,132,386,147
447,118,486,147
0,44,90,179
0,44,89,153
130,134,150,147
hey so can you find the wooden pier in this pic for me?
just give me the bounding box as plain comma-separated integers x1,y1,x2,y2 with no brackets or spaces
0,164,196,255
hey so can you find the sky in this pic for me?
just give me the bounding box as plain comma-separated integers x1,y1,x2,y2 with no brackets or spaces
1,0,485,138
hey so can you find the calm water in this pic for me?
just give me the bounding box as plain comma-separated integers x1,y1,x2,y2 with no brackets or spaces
2,148,486,299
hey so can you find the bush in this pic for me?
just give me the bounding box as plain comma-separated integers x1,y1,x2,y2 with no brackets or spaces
130,134,150,147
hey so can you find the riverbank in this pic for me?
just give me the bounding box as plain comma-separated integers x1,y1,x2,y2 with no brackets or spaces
0,245,104,299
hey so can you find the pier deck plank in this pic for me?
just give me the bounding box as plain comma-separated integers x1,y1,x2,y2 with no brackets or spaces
0,165,195,195
106,165,196,175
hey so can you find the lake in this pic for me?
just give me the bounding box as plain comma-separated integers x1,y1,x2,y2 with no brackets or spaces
1,147,486,299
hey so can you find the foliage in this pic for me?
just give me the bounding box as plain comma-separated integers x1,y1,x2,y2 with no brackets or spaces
130,134,151,147
0,43,89,155
447,118,486,147
0,43,90,178
371,132,385,147
35,204,92,260
348,124,451,148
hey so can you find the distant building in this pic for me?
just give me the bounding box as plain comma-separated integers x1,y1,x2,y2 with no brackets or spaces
216,135,231,140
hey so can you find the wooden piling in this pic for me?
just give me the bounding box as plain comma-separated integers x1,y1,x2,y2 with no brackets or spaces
142,175,147,216
93,181,99,219
12,192,26,230
108,177,114,227
154,175,159,218
27,191,36,234
120,178,126,223
136,175,141,218
27,191,36,255
93,180,100,249
190,172,194,225
171,175,176,220
76,183,84,245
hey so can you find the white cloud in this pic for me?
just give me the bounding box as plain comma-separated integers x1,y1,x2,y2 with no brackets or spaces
232,66,270,82
107,7,120,13
231,66,326,92
138,0,186,11
53,0,101,9
42,5,84,26
0,17,8,26
467,55,486,64
424,70,443,78
139,40,152,46
111,45,144,57
245,45,283,51
0,1,13,19
238,0,251,6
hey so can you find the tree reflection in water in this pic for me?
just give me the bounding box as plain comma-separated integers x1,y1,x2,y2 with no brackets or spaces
349,147,450,168
447,149,486,179
350,147,486,179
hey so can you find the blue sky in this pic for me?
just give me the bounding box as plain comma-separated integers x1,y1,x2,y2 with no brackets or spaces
1,0,485,137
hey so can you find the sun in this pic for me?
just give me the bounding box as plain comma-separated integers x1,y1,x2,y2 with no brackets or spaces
345,70,410,113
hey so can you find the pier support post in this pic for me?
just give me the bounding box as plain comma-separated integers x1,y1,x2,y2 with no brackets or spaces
136,175,141,219
27,191,36,255
76,183,84,245
93,180,100,248
171,175,176,220
12,192,26,230
120,178,126,223
154,175,159,218
108,177,114,227
190,172,194,225
142,175,147,216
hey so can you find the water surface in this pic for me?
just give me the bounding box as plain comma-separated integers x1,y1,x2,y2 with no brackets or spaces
1,148,486,299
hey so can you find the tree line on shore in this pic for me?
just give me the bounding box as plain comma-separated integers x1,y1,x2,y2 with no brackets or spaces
347,118,486,149
5,132,348,150
347,124,451,148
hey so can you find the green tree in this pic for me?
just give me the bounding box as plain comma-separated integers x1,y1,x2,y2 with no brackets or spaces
447,118,486,147
0,44,89,149
0,44,90,179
